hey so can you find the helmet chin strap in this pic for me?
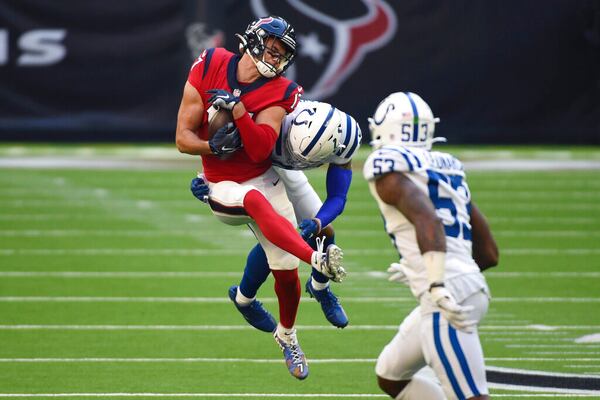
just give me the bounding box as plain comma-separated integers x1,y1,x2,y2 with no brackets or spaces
247,49,277,78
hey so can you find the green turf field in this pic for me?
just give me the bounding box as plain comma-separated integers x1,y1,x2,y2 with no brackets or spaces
0,145,599,399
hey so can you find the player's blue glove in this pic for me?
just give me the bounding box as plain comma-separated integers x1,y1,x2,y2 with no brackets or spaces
190,174,210,203
208,122,242,156
207,89,240,111
299,218,321,240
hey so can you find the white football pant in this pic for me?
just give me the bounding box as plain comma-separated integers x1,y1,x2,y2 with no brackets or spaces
206,167,299,270
376,290,489,400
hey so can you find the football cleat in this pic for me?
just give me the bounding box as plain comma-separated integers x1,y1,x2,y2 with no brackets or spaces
228,285,277,333
273,328,309,380
305,280,348,328
311,237,346,283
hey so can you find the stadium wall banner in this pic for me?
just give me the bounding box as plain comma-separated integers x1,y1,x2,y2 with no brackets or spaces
207,0,600,144
1,0,599,143
0,0,194,141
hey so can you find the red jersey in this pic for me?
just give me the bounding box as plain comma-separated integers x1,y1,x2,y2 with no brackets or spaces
187,48,303,183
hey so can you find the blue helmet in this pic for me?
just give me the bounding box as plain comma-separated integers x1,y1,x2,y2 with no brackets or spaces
237,15,297,77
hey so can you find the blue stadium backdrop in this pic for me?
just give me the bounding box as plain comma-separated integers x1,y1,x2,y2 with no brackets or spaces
0,0,598,143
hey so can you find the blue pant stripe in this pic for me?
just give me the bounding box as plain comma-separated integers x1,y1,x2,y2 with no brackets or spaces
433,312,466,400
448,324,481,397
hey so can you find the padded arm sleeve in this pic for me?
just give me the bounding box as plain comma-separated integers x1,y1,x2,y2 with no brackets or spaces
235,112,278,163
315,164,353,227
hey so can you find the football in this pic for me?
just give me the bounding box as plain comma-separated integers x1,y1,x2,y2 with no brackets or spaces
208,107,234,139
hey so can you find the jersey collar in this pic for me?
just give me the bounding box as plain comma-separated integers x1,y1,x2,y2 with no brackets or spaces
227,55,271,95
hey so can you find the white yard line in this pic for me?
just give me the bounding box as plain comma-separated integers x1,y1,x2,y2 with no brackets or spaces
0,394,597,398
507,345,600,348
0,324,596,331
1,271,599,279
0,357,598,363
488,384,600,396
1,248,600,256
2,229,600,238
0,214,598,224
0,296,599,303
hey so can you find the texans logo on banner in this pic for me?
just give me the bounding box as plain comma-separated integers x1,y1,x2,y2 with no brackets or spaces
250,0,397,100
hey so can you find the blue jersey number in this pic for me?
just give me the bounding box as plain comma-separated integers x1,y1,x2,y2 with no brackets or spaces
426,170,472,240
372,158,395,176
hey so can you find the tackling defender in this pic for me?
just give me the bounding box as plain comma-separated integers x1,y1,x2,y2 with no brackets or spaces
176,16,345,380
192,100,361,330
363,92,498,399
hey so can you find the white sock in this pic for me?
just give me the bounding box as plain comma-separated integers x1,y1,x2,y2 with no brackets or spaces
395,375,445,400
276,323,295,341
235,287,254,306
311,277,329,291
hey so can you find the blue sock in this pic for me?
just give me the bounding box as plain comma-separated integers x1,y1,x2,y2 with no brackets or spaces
239,244,271,298
307,234,336,284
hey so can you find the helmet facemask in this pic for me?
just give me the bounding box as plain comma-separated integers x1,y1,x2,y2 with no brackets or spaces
236,16,297,78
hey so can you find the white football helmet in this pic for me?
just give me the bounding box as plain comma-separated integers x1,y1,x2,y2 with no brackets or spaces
368,92,444,150
286,102,343,166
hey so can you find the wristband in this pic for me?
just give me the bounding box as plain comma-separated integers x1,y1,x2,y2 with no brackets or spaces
423,251,446,286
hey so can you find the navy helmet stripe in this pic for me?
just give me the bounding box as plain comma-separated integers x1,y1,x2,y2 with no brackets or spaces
345,119,360,159
301,105,336,157
433,312,467,400
448,325,481,397
336,114,353,157
405,92,419,142
202,48,215,79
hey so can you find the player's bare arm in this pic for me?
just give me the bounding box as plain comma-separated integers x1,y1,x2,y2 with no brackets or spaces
470,202,499,271
175,82,212,155
375,171,446,253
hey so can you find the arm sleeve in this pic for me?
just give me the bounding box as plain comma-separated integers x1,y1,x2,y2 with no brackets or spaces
315,164,353,227
234,112,278,163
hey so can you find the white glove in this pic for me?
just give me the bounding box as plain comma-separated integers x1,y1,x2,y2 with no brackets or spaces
387,262,410,286
429,285,477,333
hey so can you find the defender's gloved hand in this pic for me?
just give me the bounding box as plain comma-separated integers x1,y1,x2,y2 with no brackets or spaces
190,174,209,203
429,284,477,333
299,218,321,240
207,89,240,111
208,122,242,156
387,262,410,286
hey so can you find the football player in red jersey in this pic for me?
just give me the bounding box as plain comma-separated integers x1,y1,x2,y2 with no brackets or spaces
175,16,345,380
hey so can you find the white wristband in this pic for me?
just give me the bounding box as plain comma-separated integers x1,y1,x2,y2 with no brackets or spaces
423,251,446,286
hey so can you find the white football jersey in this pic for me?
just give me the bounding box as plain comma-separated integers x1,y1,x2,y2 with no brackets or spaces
363,145,483,299
272,100,362,170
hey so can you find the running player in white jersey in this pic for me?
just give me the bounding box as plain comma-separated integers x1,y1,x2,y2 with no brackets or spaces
191,100,361,330
363,92,498,400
